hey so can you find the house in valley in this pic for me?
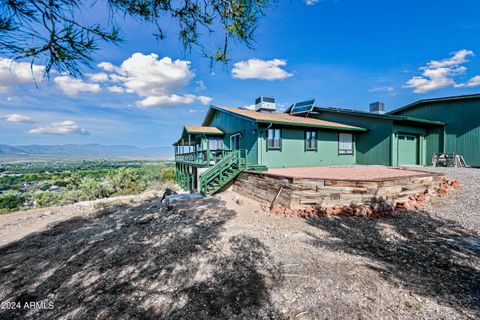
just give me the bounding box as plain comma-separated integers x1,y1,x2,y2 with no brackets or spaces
174,94,480,195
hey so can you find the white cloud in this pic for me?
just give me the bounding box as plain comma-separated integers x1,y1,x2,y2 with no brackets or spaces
97,62,120,73
403,50,475,93
54,75,101,96
0,58,45,92
232,59,293,80
455,75,480,88
368,86,396,95
243,104,256,110
107,85,126,93
427,49,473,68
88,72,109,82
29,120,89,135
305,0,320,5
1,113,34,123
138,94,212,108
97,53,212,107
195,80,207,91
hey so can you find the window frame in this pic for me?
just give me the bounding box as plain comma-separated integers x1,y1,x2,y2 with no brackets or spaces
305,130,318,151
266,127,282,150
230,133,241,150
208,136,223,151
338,132,354,155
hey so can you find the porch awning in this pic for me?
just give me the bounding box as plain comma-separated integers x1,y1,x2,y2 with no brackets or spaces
173,126,224,146
184,126,223,135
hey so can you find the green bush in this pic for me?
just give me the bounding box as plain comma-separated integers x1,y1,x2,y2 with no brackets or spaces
78,177,113,201
54,180,69,187
160,167,175,183
33,192,63,207
0,192,25,212
110,168,145,195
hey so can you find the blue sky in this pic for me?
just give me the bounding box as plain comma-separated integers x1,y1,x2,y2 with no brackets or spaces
2,0,480,147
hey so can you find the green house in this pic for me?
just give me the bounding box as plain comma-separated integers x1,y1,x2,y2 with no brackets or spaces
174,94,480,194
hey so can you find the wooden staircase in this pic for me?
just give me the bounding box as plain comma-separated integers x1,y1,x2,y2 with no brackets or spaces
199,149,247,195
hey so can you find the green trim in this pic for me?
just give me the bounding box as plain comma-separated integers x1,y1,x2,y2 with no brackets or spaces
403,116,445,125
256,119,367,131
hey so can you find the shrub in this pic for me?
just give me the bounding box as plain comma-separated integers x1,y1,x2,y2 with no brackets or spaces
78,177,113,201
160,167,175,183
109,168,145,195
0,192,25,212
53,180,69,187
33,192,62,208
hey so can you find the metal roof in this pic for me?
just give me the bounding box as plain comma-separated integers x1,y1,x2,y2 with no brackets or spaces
388,93,480,115
206,106,367,132
312,106,445,125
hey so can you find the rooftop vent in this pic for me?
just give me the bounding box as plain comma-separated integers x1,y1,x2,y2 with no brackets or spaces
369,101,385,114
255,97,276,112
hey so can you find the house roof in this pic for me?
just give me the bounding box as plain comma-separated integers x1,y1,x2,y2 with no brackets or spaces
388,93,480,115
207,106,367,132
312,106,445,126
173,125,223,146
184,125,223,135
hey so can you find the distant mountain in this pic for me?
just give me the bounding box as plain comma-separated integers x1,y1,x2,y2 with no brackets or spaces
0,144,173,159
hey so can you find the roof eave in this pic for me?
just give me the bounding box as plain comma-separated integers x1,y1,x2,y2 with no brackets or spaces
388,93,480,115
256,119,367,132
186,130,223,135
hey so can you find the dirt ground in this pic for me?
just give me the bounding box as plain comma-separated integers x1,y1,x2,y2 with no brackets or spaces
0,187,479,319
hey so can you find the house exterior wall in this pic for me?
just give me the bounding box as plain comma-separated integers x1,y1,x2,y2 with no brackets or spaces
392,99,480,166
206,110,259,165
311,112,393,165
257,126,356,168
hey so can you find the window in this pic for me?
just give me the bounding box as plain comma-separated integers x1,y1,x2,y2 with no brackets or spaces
267,128,281,150
305,130,317,150
230,133,241,150
339,133,353,155
208,137,222,150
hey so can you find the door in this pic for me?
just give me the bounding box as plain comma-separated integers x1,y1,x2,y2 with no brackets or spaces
230,134,241,150
398,134,418,165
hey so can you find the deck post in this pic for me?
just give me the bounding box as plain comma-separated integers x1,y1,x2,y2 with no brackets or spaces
206,136,210,165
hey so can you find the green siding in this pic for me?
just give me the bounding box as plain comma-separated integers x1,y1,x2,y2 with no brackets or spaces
312,112,393,165
258,126,355,168
392,99,480,166
206,110,259,165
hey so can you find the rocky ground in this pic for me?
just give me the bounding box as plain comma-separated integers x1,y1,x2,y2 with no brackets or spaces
0,168,479,319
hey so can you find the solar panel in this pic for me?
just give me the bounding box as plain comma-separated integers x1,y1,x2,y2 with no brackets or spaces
290,99,315,114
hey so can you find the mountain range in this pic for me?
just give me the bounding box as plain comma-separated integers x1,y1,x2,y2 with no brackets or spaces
0,144,173,159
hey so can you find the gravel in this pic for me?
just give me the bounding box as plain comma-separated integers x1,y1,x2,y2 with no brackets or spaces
407,166,480,232
0,176,479,319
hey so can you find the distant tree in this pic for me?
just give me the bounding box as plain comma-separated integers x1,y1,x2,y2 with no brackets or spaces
0,0,273,77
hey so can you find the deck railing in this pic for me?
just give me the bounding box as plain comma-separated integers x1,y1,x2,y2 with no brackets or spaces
175,149,231,166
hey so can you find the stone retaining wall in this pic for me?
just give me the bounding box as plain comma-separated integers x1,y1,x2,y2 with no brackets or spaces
233,170,445,208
